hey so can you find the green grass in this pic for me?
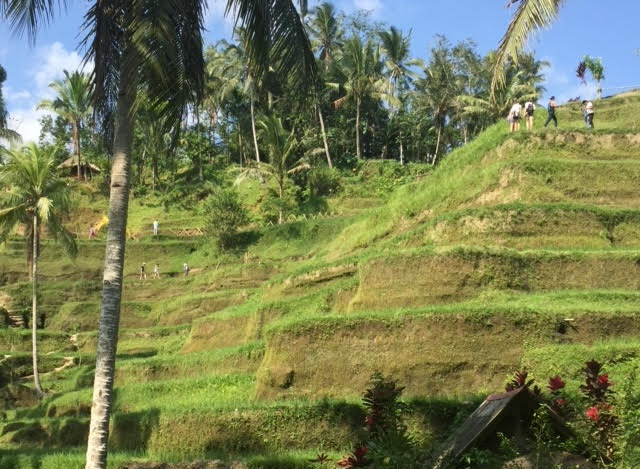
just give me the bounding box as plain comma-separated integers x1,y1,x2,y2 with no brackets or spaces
3,91,640,466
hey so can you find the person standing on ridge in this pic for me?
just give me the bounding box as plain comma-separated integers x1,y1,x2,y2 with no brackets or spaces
524,100,536,131
140,262,147,280
153,219,159,237
183,262,190,276
544,96,558,128
89,226,96,239
583,100,595,129
153,263,160,279
509,100,522,132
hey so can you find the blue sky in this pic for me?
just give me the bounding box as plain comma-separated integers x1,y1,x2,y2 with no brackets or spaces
2,0,639,142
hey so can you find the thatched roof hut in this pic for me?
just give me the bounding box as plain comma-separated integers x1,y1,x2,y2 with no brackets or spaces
58,157,101,179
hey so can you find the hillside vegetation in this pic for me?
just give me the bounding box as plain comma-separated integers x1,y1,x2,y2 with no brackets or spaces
1,92,640,468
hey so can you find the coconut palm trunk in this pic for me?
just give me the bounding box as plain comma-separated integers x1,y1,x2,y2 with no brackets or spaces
399,135,404,165
31,213,44,398
355,96,362,159
72,121,82,180
317,107,332,168
250,97,260,162
433,124,442,166
85,52,137,469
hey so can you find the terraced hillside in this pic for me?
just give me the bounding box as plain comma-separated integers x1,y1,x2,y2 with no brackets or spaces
1,92,640,468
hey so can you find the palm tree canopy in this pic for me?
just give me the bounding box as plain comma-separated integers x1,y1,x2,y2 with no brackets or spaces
308,2,344,67
37,70,92,124
0,143,77,258
492,0,564,92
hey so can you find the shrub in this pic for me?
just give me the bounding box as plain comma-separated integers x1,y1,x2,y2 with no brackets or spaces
307,166,341,197
203,188,249,249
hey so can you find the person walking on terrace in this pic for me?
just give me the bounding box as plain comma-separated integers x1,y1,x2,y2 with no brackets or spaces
508,100,522,132
183,262,190,276
583,100,595,129
524,100,536,131
153,263,160,279
139,262,147,280
544,96,558,128
153,219,159,237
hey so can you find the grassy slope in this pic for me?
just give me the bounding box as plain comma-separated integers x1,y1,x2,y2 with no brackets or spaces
2,92,640,467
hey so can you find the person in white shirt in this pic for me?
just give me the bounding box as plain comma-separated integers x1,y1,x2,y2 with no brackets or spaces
509,101,522,132
524,101,536,131
153,219,159,236
582,100,594,129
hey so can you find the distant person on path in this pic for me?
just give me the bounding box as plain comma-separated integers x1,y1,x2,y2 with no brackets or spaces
140,262,147,280
153,263,160,279
89,226,96,239
509,100,522,132
583,100,594,129
544,96,558,128
183,262,190,276
153,219,159,236
524,100,536,131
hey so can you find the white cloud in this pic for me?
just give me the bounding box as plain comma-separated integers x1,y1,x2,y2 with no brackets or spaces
5,87,32,103
6,42,87,143
7,108,52,144
30,42,84,98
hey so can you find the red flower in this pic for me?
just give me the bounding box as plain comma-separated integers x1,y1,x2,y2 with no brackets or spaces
597,374,610,386
353,446,368,460
548,375,566,392
554,398,568,408
586,405,600,422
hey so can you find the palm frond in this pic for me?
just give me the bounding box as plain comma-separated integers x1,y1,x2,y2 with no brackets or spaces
1,0,67,43
492,0,564,93
229,0,316,91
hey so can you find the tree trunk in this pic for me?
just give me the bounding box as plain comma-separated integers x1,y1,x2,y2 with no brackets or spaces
597,80,602,100
31,214,44,398
152,151,158,191
318,107,332,168
196,109,203,183
72,121,81,180
355,97,361,160
432,125,442,166
278,182,284,225
84,49,137,469
399,134,404,166
250,98,260,162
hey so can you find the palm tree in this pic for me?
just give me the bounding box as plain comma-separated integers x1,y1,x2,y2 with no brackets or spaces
236,114,307,224
38,70,92,180
416,38,460,165
335,36,385,159
0,64,21,149
378,26,421,164
308,2,344,71
492,0,564,91
0,143,77,398
2,3,314,467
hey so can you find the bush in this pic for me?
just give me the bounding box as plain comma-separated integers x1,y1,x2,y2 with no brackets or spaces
307,166,341,197
203,188,249,249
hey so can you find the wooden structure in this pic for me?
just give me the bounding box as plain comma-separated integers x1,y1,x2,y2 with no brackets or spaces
58,157,101,179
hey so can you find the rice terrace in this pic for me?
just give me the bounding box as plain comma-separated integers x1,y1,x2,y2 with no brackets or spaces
0,1,640,468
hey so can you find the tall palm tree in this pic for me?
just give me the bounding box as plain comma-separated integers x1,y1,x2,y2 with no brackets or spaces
0,143,77,398
0,64,21,148
335,36,385,159
378,26,421,164
308,2,344,71
416,38,460,165
38,70,92,179
492,0,564,91
2,3,314,468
